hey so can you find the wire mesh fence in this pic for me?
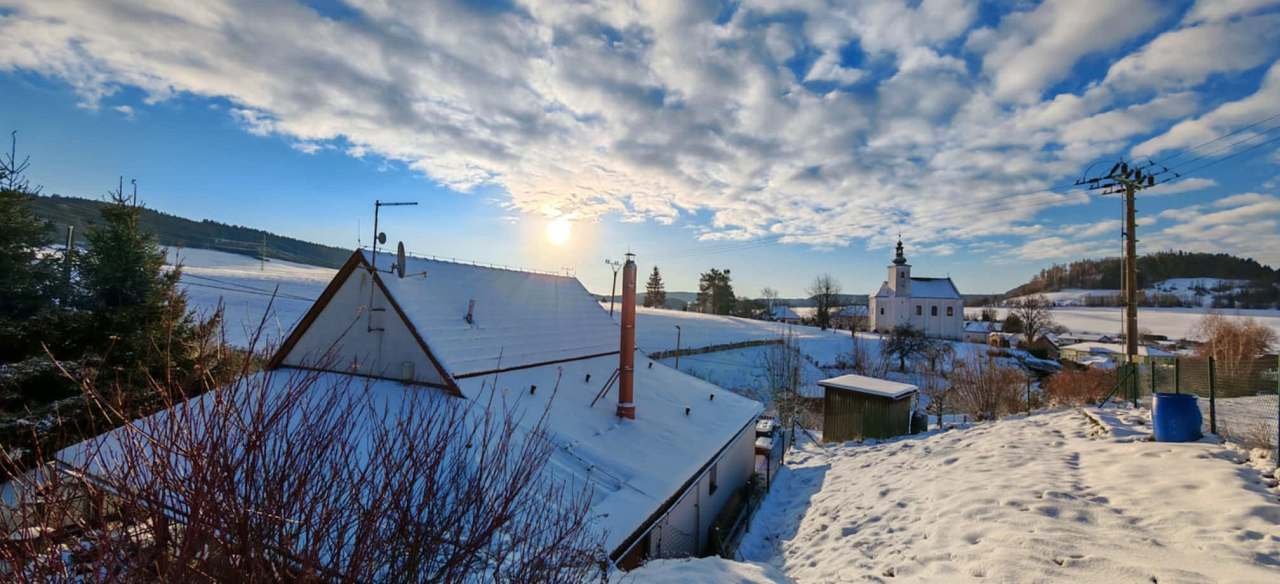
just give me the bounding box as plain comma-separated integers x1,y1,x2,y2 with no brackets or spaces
1127,356,1279,455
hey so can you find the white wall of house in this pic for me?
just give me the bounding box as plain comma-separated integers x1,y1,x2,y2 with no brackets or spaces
280,270,446,385
641,419,756,559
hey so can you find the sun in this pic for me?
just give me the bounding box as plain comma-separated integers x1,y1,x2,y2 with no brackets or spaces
546,217,572,246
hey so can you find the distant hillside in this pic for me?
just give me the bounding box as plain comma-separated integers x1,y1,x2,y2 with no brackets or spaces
1007,251,1279,309
30,194,352,268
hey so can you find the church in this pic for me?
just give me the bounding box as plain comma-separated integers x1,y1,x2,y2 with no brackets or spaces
868,239,964,339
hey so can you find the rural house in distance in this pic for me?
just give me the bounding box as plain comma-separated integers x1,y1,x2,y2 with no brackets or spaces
869,238,964,339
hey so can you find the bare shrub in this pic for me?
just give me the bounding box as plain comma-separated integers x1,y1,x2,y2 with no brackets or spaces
1,363,604,581
1219,419,1276,454
1043,368,1116,406
1194,314,1277,394
948,356,1024,421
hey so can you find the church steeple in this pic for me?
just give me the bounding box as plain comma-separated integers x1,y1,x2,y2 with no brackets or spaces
892,236,908,266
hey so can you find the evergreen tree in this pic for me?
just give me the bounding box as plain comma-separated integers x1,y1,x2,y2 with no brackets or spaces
0,133,55,359
696,268,735,315
644,266,667,308
78,183,212,376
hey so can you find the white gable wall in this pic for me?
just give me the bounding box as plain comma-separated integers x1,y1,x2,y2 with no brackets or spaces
280,269,446,386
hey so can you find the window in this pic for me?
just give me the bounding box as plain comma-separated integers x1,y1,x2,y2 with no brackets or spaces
879,307,885,315
916,305,922,316
709,463,719,495
931,306,938,317
947,306,954,317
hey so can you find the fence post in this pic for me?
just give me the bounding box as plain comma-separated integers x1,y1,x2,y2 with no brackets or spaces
1150,361,1156,395
1207,356,1216,435
1174,358,1181,394
1130,363,1137,408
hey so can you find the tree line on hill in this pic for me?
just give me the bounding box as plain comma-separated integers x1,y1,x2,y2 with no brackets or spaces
1006,251,1280,308
28,194,353,268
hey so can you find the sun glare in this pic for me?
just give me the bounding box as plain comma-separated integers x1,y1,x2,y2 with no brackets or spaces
546,217,572,246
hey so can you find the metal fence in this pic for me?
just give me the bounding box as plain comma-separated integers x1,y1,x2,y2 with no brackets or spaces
1118,356,1279,456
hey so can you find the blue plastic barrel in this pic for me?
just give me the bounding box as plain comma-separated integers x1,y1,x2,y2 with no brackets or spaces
1152,393,1203,442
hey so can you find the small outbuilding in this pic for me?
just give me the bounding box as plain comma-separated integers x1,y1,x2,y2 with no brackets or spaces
818,374,918,442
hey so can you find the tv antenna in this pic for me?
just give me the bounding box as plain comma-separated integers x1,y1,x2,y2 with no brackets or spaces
605,258,624,316
371,200,418,271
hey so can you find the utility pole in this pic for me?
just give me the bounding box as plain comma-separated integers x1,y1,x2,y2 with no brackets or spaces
1077,160,1161,366
605,258,623,316
674,325,682,370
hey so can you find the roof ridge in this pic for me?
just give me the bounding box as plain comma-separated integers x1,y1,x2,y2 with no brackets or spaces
361,247,574,279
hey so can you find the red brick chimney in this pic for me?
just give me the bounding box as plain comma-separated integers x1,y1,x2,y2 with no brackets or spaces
617,252,637,419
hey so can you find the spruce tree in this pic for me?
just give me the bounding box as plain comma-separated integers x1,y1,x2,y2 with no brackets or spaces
78,183,206,375
0,133,55,359
644,266,666,308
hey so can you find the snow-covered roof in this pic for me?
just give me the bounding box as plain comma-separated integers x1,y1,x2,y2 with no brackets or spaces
1060,342,1174,358
909,277,962,299
873,277,961,299
365,250,619,377
818,374,917,400
58,356,762,558
963,320,1001,334
769,305,801,320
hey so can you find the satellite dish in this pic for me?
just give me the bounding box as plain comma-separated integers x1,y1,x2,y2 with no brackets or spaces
377,232,387,245
396,241,406,278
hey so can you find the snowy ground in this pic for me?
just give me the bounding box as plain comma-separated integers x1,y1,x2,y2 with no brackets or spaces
1007,279,1253,309
702,408,1280,583
967,305,1280,342
167,248,333,347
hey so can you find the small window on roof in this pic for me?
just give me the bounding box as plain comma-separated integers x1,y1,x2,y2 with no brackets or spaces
931,306,938,317
879,307,884,315
947,306,954,317
916,305,922,316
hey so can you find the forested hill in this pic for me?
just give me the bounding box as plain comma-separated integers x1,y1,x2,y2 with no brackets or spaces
30,194,352,268
1007,251,1279,296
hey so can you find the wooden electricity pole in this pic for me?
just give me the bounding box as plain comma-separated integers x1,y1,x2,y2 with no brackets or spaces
1077,161,1162,369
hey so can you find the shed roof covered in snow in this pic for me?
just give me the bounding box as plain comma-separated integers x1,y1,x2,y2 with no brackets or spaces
1060,342,1174,358
768,305,801,321
818,374,917,400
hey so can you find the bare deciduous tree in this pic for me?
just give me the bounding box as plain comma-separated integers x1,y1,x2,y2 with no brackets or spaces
764,330,805,442
806,275,841,331
1007,295,1055,344
884,325,932,372
1,362,605,582
1193,313,1278,382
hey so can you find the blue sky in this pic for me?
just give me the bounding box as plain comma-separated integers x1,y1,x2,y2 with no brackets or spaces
2,0,1279,296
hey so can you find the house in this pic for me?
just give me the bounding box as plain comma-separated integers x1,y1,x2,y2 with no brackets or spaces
818,374,918,442
962,320,1002,343
1060,342,1175,367
56,249,762,569
831,305,869,331
766,304,802,324
868,238,963,339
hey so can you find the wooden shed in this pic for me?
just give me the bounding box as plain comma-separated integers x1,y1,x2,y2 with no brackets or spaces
819,374,918,442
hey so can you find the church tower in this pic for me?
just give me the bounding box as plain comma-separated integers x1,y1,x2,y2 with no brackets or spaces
888,237,911,296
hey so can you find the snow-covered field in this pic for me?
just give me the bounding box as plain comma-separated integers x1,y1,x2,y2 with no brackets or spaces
631,409,1280,583
1009,278,1254,308
167,248,333,347
967,305,1280,342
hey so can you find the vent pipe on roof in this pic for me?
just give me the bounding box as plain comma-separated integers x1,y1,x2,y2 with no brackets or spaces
616,252,637,420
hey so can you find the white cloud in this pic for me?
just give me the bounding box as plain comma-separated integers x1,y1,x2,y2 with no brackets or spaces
0,0,1273,262
1143,193,1280,264
1103,14,1280,93
112,104,135,119
1139,177,1217,196
1182,0,1280,25
1132,61,1280,157
968,0,1167,103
